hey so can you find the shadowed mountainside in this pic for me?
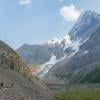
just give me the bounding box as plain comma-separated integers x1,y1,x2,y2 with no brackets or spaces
0,40,53,100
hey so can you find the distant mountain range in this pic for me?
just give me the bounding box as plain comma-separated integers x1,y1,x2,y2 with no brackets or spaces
17,10,100,85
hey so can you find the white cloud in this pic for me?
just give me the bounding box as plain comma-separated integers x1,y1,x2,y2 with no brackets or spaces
60,4,81,22
19,0,32,6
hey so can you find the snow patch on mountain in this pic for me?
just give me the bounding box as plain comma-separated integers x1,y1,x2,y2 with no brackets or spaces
47,34,71,47
47,33,89,54
63,34,71,44
36,54,58,78
83,50,88,54
47,38,62,46
62,35,71,49
36,35,90,79
35,35,89,79
37,54,66,79
65,37,90,57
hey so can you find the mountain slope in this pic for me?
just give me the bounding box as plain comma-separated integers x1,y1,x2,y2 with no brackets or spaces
17,10,100,85
44,10,100,85
16,35,71,77
69,10,100,41
0,64,49,99
0,40,52,99
17,35,71,65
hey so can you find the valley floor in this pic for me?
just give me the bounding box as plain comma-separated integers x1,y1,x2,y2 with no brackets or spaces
54,86,100,100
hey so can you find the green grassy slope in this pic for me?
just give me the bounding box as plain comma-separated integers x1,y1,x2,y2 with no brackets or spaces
55,89,100,100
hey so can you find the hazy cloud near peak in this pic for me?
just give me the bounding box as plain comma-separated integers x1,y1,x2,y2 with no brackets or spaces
19,0,32,6
60,4,81,22
59,0,64,2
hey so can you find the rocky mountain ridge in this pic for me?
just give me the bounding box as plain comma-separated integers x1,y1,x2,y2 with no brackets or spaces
17,10,100,85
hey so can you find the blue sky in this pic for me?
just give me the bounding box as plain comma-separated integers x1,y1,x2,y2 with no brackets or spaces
0,0,100,49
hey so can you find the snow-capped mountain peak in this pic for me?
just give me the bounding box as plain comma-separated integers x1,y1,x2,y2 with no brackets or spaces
47,34,71,48
17,10,100,80
69,10,100,41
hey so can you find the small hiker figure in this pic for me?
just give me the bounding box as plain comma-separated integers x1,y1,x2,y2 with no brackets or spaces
11,83,14,87
0,82,4,89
